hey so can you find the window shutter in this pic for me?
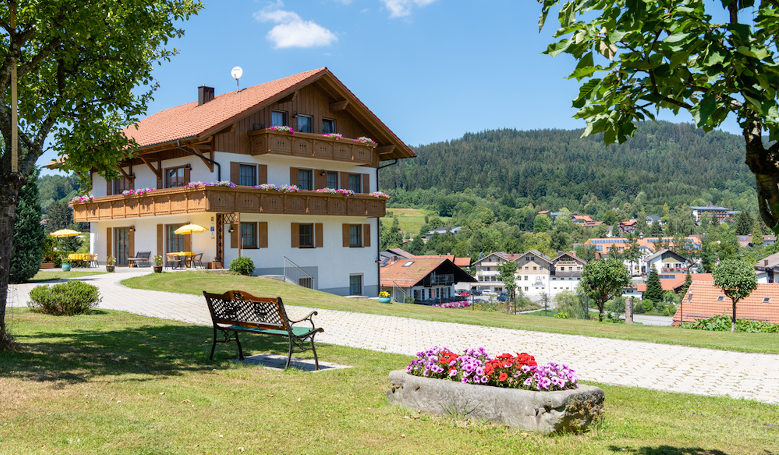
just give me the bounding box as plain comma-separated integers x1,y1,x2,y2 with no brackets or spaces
157,169,163,189
258,222,268,248
342,224,350,247
184,167,191,185
315,223,323,248
230,162,240,185
291,223,300,248
157,224,163,257
106,228,112,258
129,229,135,257
258,165,268,185
339,172,348,190
107,179,113,196
185,232,191,252
363,224,371,247
315,170,327,190
230,224,238,248
290,167,298,186
362,174,370,194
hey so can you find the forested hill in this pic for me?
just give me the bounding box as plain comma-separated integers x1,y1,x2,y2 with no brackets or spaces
380,121,755,214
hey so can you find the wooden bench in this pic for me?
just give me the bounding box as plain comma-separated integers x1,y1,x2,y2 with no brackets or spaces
203,290,324,369
128,251,151,267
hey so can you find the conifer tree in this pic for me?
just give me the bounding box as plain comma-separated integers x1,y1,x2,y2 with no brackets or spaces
644,268,664,304
735,212,754,236
9,169,44,284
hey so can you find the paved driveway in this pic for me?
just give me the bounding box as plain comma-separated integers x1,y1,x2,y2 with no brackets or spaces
9,269,779,405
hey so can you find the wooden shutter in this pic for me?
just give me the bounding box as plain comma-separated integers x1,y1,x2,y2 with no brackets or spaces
289,167,298,186
129,229,135,257
106,228,112,258
183,167,191,185
342,224,350,247
106,179,113,196
157,224,163,257
230,224,238,248
258,165,268,185
315,223,323,248
363,224,371,247
315,170,327,190
339,172,349,190
258,222,268,248
129,166,135,190
185,232,191,253
157,162,163,189
230,162,240,185
291,223,300,248
362,174,370,194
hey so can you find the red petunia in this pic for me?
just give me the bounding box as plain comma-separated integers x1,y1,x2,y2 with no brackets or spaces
499,372,508,381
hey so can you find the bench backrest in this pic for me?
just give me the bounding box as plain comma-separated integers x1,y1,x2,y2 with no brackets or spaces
203,290,292,333
135,252,151,259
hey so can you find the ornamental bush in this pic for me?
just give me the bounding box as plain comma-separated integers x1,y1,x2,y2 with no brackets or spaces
28,281,101,316
229,257,255,276
680,314,779,333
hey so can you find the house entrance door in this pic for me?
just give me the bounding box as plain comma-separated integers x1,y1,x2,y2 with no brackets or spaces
115,228,131,266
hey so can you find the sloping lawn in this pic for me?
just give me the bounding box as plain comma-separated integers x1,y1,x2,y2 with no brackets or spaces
1,308,777,454
122,271,779,354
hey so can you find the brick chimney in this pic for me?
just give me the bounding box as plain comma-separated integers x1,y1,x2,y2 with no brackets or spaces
198,85,215,106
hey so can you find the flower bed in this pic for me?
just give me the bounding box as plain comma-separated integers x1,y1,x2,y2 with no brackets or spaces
355,136,375,144
121,188,154,197
315,188,354,196
431,301,471,309
70,195,95,203
389,347,603,433
368,191,390,198
269,125,294,134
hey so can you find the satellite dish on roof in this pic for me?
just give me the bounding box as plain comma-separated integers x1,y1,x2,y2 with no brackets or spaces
231,66,243,90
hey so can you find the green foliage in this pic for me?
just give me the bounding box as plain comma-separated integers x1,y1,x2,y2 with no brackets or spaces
554,311,570,319
581,258,631,320
10,169,45,284
496,260,518,306
735,212,754,236
27,281,101,316
680,314,779,333
538,0,779,229
229,257,255,276
644,268,664,303
553,290,589,319
713,258,759,331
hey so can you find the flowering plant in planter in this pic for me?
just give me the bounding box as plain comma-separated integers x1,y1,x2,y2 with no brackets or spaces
184,181,206,189
323,133,343,139
254,183,277,191
355,136,376,144
431,300,471,308
70,195,95,203
369,191,390,198
121,188,154,197
269,125,294,134
379,291,390,298
280,184,299,193
206,181,237,188
315,187,337,194
407,346,577,391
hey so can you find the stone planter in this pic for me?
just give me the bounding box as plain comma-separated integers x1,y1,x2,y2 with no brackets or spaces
153,265,163,273
61,263,71,272
106,265,115,273
387,370,604,434
378,297,391,303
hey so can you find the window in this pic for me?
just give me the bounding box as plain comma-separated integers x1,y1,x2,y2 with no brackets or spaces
403,261,414,267
166,225,186,253
297,115,312,133
113,177,131,194
239,164,256,186
348,174,361,193
349,225,362,247
298,169,312,190
166,166,189,188
349,275,362,295
322,118,336,134
299,224,313,248
272,111,287,127
241,222,257,248
299,277,313,289
326,171,338,189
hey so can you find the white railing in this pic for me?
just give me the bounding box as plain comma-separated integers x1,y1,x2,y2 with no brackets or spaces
283,256,315,289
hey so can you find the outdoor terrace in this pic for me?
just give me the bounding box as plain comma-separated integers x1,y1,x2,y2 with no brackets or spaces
70,186,387,222
248,129,380,167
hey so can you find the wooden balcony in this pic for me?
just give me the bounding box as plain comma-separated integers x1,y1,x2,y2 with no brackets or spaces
248,129,379,167
71,186,387,222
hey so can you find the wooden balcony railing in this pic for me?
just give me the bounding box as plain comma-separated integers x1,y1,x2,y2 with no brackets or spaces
70,186,387,222
248,129,378,166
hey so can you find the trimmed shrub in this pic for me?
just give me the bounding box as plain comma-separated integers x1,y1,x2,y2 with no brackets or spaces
28,281,101,315
229,257,255,276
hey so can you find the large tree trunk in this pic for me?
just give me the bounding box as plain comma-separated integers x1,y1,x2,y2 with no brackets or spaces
0,177,23,350
743,121,779,230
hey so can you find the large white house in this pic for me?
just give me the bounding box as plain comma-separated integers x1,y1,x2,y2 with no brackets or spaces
67,68,414,296
471,251,586,299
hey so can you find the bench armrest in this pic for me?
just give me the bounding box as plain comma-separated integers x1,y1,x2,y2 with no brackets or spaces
288,310,318,329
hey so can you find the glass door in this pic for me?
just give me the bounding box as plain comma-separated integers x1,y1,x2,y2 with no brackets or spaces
115,228,131,266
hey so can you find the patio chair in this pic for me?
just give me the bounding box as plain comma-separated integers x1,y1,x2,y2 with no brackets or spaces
165,253,181,270
192,253,204,269
90,254,99,268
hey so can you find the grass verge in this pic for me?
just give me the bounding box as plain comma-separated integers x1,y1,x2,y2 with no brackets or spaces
1,308,776,454
121,271,779,354
28,270,107,282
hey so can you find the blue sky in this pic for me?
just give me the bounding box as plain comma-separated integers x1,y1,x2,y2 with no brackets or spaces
38,0,741,173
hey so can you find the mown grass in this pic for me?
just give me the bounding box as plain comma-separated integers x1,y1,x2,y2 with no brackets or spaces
2,308,777,454
122,271,779,355
27,270,107,283
384,207,451,237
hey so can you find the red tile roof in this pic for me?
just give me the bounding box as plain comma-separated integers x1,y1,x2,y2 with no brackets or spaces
673,281,779,324
380,258,475,287
634,273,712,292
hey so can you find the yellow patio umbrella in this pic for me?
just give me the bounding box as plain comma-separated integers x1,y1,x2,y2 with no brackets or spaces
174,223,208,235
50,229,80,238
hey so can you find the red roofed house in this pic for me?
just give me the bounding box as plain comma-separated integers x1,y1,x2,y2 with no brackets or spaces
674,281,779,325
68,68,414,296
380,257,477,304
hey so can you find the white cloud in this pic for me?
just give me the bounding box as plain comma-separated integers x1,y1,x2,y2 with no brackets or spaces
381,0,436,18
254,2,338,49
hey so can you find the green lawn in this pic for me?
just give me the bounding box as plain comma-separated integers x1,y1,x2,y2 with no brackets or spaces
121,271,779,354
1,308,776,454
384,207,451,237
27,270,107,283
